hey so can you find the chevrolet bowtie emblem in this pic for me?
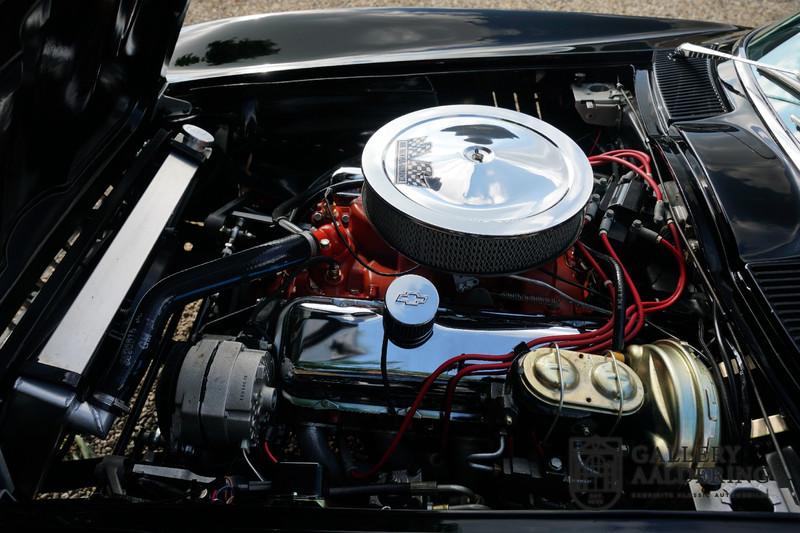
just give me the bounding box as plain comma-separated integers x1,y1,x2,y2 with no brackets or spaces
395,291,428,306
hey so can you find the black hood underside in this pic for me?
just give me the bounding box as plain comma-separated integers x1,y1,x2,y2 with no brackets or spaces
0,0,188,337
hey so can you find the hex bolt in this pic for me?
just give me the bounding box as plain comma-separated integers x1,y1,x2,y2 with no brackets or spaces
319,238,331,249
311,212,324,224
326,264,342,282
549,457,563,472
341,214,350,226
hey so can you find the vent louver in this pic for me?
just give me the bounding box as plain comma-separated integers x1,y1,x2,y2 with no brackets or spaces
653,49,730,122
749,261,800,349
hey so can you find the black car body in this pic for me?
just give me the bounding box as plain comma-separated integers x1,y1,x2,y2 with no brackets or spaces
2,1,800,529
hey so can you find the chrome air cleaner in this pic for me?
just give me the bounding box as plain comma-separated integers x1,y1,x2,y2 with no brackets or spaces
361,105,593,274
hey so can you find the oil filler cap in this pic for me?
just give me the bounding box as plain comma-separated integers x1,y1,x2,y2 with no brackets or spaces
384,274,439,348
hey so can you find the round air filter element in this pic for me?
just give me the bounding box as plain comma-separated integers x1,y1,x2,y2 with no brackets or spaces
361,105,593,275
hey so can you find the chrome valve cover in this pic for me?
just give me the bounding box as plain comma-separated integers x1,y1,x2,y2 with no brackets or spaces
275,296,578,418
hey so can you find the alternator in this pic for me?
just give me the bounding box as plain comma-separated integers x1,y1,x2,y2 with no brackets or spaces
165,337,276,451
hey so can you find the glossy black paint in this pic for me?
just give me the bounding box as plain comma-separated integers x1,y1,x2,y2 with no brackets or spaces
645,50,800,426
683,125,800,261
168,8,739,85
671,62,800,263
0,0,188,350
2,503,800,532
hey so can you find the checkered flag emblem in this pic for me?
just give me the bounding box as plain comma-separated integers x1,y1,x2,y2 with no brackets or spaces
395,137,442,191
406,137,432,158
406,159,433,187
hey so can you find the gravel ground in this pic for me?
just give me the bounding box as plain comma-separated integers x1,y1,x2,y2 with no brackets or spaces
38,301,201,500
186,0,800,29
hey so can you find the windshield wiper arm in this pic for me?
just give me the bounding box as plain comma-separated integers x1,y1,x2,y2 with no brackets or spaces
676,42,800,80
676,42,800,99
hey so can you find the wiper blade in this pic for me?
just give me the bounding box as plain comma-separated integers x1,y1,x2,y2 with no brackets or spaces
676,42,800,80
757,69,800,106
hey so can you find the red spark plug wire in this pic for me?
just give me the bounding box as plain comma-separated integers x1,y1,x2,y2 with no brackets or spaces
588,149,659,200
350,150,686,478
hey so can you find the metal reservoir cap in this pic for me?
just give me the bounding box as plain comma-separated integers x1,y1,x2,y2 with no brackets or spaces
384,274,439,348
362,105,593,274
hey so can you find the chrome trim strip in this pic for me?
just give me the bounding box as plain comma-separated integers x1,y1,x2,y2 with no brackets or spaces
735,45,800,172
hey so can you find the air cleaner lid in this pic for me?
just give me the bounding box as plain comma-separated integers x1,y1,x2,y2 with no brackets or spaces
362,105,593,238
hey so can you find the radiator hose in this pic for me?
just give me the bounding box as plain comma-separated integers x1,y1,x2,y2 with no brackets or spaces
68,232,316,436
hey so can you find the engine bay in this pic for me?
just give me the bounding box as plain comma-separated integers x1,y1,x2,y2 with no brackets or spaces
29,65,795,512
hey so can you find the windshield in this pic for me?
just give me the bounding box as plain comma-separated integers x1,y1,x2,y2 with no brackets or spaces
746,13,800,138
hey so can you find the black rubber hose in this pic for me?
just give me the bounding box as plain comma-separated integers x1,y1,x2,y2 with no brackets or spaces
380,332,397,415
580,244,626,351
94,233,315,408
337,430,358,477
328,483,411,498
112,312,179,456
605,254,626,352
298,425,344,485
271,168,337,221
271,164,362,222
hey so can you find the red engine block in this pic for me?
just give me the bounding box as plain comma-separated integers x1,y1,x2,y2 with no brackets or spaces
288,196,589,316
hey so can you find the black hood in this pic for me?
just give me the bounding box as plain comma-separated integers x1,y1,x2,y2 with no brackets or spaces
0,0,188,328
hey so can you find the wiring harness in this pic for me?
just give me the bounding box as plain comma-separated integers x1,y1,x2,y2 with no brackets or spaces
351,148,688,480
